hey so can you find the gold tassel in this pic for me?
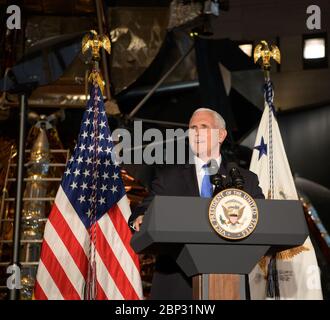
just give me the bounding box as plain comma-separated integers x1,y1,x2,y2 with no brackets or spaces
88,70,105,95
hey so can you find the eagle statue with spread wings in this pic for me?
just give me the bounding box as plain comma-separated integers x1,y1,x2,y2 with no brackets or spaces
253,40,281,70
82,29,111,61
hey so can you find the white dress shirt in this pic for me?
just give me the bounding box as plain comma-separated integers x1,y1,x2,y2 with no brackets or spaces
194,155,222,195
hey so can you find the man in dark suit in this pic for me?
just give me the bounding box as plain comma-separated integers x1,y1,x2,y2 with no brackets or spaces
129,108,264,299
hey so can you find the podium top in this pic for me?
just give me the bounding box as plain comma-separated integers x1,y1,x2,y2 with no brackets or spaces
131,196,309,253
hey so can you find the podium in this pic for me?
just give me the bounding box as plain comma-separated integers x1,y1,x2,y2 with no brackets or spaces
131,196,309,300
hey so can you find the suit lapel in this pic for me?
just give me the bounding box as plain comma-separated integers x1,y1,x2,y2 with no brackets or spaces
219,161,228,178
183,164,200,196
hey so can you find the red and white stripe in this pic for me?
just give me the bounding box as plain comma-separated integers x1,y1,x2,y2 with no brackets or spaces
35,186,143,300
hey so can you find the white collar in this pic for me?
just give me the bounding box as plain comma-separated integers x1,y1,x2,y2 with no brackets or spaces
194,155,222,173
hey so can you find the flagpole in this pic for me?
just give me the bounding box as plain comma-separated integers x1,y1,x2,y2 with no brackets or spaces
253,40,281,298
9,94,26,300
253,41,281,199
95,0,112,103
81,30,111,300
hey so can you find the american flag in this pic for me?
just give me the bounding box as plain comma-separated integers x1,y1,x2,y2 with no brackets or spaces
34,82,143,300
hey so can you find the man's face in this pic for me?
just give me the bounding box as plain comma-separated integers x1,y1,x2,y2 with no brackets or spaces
189,111,227,159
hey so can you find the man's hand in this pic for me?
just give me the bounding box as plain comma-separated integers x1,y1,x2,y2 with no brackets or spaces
132,215,144,232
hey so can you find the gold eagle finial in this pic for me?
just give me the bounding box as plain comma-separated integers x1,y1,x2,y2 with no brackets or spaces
253,40,281,71
82,29,111,61
82,30,111,95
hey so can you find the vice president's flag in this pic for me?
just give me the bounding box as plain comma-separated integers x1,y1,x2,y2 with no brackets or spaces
34,83,143,300
248,80,323,300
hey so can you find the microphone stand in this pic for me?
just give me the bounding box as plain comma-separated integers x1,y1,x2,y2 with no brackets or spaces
211,173,225,196
211,163,245,196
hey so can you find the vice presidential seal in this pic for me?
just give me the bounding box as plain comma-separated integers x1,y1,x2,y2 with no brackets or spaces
209,188,258,240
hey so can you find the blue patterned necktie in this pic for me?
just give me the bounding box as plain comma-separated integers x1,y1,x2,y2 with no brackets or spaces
200,164,213,198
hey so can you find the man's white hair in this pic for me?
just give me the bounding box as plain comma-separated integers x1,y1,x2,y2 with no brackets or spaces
190,107,226,129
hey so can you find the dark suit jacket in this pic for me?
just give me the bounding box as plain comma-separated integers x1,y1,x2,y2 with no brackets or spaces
129,161,265,300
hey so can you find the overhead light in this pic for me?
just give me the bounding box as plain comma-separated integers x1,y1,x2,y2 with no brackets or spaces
303,38,325,59
239,44,253,57
303,33,328,69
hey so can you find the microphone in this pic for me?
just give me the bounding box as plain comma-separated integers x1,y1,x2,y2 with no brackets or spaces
227,162,245,189
207,159,225,195
207,159,219,176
